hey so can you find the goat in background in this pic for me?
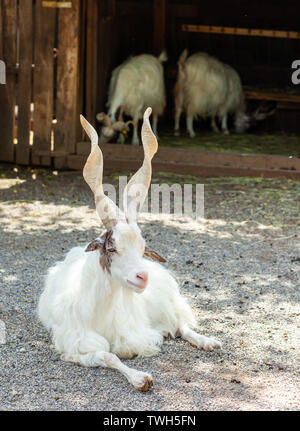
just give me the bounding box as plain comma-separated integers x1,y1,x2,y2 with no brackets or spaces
107,52,167,145
37,108,222,392
174,49,275,137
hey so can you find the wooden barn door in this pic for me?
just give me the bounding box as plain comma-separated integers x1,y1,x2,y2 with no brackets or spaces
0,0,81,168
0,0,17,163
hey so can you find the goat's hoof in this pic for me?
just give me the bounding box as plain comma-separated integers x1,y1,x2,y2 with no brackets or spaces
133,373,154,392
204,338,222,351
139,375,154,392
174,130,180,137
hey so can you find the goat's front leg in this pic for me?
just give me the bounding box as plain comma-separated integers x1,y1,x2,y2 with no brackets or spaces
211,116,220,133
178,323,222,352
221,115,230,135
80,351,154,392
174,88,184,136
152,113,158,137
131,114,140,145
186,115,195,138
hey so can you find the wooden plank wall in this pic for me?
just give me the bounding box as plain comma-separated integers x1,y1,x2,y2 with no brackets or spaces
33,0,81,168
85,0,99,125
54,0,80,169
0,0,17,163
0,0,81,168
16,0,33,165
32,0,56,166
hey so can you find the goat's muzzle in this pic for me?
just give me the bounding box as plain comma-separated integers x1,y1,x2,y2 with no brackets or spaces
126,271,149,292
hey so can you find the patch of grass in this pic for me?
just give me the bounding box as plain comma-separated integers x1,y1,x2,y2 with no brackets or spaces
158,131,300,157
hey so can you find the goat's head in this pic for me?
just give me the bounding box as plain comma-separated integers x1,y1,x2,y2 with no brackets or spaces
80,108,165,293
234,104,275,134
96,112,133,144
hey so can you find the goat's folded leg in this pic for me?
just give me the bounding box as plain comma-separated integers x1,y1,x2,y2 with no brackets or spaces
77,351,154,392
178,323,222,352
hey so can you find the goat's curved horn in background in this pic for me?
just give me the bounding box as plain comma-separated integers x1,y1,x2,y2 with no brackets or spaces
96,112,111,127
125,120,134,129
123,107,158,222
178,48,188,65
80,115,125,229
253,107,276,121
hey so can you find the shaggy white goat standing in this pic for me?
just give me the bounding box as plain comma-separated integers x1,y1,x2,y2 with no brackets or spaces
107,52,167,145
37,108,221,392
174,50,275,136
174,50,227,137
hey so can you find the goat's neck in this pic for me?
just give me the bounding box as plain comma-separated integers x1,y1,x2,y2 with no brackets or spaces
96,274,135,310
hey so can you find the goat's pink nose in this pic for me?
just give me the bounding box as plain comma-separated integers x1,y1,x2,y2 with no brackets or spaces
136,272,148,284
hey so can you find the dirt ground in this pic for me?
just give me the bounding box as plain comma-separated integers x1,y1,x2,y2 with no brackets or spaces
0,163,299,411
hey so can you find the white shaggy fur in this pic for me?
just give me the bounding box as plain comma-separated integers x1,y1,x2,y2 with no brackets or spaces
216,64,246,134
107,52,167,145
174,50,273,136
174,51,228,137
38,222,221,391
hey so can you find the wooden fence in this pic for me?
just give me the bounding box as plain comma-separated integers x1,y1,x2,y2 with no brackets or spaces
1,0,299,178
0,0,82,169
0,0,161,170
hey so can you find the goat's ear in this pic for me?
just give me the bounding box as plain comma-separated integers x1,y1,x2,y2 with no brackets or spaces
85,238,103,252
144,246,166,263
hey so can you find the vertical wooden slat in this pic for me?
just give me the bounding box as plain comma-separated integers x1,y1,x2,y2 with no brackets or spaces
97,17,114,114
0,0,17,162
153,0,166,56
54,0,80,169
77,0,86,140
85,0,98,124
32,0,56,166
16,0,33,165
0,2,3,59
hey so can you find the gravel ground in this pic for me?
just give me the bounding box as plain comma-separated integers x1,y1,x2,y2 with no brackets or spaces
0,163,299,411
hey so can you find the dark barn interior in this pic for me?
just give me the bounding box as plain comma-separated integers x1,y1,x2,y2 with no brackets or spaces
92,0,300,134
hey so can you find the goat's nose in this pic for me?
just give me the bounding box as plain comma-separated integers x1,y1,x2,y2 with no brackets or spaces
136,272,148,284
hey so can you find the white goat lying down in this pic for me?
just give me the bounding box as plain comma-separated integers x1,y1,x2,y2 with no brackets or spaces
107,52,167,145
174,50,274,137
37,108,221,392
